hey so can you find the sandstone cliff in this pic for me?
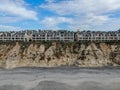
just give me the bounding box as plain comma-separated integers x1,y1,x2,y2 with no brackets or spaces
0,41,120,69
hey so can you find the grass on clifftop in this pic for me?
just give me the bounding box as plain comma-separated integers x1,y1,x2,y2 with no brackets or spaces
0,40,120,47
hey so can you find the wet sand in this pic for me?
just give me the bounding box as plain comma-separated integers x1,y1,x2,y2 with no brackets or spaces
0,67,120,90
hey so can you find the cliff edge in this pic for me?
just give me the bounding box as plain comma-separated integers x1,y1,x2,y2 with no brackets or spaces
0,41,120,69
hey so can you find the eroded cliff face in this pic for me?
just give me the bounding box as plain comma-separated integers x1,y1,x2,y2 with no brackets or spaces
0,41,120,69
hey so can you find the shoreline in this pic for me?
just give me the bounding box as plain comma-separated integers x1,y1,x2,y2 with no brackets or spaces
1,65,120,70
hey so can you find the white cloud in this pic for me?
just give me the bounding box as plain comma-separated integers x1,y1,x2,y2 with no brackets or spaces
41,0,120,15
45,0,55,3
0,16,23,23
0,25,21,31
0,0,37,21
40,0,120,31
41,17,73,29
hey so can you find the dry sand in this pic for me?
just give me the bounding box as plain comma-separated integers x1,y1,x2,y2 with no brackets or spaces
0,67,120,90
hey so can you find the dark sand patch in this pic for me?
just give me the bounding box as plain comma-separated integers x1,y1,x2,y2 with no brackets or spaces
76,81,105,90
106,82,120,90
31,80,74,90
0,85,24,90
76,81,120,90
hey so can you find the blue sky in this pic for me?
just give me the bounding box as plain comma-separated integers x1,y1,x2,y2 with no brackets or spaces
0,0,120,31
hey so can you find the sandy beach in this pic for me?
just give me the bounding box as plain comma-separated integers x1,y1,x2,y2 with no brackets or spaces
0,67,120,90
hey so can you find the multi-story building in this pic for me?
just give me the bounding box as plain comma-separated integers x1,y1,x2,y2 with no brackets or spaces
76,30,120,41
0,29,120,41
32,30,74,41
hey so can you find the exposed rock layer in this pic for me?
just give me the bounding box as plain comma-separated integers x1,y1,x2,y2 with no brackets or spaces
0,41,120,69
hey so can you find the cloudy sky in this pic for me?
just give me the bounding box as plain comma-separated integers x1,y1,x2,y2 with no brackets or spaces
0,0,120,31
